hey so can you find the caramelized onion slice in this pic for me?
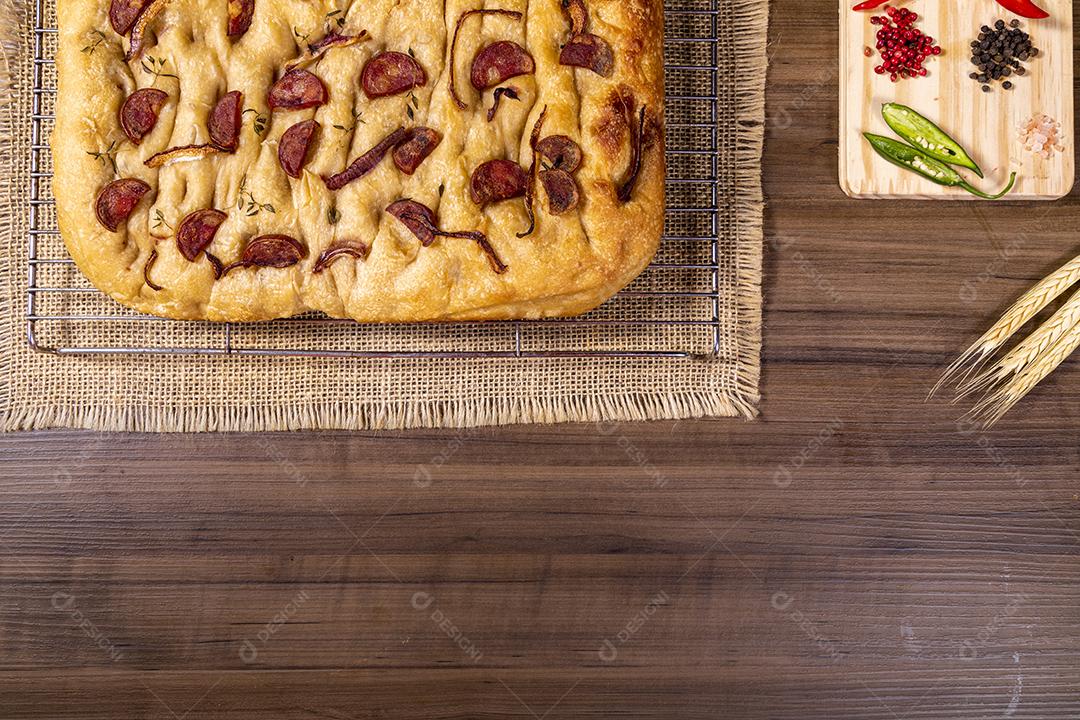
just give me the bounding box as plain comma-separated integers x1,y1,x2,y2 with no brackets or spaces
287,31,368,71
562,0,590,35
386,199,437,246
176,208,227,262
517,106,547,238
487,86,520,123
559,33,614,77
125,0,168,60
386,199,508,274
95,178,151,232
143,249,163,290
449,8,523,109
120,88,168,145
617,105,647,203
145,143,222,168
323,127,407,191
313,243,371,273
221,234,307,276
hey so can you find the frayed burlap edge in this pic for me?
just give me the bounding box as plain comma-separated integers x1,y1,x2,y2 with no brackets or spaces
0,0,19,425
0,0,766,433
2,391,746,432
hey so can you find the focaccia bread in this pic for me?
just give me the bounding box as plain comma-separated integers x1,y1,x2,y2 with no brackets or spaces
53,0,665,321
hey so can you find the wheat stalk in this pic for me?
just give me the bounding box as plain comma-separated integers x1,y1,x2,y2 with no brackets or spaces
966,319,1080,427
931,254,1080,398
956,286,1080,399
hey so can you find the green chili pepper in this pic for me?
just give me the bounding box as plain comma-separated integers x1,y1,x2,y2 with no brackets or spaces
882,103,984,178
863,133,1016,199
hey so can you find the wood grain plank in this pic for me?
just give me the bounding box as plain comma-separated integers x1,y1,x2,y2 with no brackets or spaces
1,1,1080,718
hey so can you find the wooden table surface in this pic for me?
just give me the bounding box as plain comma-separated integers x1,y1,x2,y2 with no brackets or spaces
3,2,1079,717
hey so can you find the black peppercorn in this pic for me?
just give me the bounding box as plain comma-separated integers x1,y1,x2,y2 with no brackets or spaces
968,20,1036,91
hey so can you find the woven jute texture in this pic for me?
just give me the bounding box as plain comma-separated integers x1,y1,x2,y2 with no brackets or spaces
0,0,766,432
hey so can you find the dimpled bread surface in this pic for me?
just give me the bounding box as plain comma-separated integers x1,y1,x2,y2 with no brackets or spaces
53,0,665,321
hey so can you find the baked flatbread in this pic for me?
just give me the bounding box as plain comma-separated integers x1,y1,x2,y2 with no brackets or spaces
53,0,665,321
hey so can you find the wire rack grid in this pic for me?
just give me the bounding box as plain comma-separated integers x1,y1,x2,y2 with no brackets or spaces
27,0,729,360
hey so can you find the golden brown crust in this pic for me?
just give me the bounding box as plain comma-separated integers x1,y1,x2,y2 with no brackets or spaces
53,0,664,321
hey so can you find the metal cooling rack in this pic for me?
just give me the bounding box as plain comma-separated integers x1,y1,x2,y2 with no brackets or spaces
27,0,727,359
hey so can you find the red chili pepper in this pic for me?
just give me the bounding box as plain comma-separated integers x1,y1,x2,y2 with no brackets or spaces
995,0,1050,18
852,0,890,10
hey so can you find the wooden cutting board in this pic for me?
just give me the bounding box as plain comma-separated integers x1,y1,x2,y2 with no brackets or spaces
839,1,1074,200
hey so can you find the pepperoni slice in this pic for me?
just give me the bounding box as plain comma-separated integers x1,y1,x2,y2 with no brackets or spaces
278,119,319,179
391,127,442,175
227,0,254,37
361,51,427,99
536,135,583,173
176,208,227,262
386,200,438,246
109,0,152,35
469,159,528,206
313,243,370,273
209,90,243,152
95,178,151,232
559,33,614,77
323,127,407,191
221,234,307,276
487,86,520,122
471,41,535,91
539,169,580,215
268,69,328,111
386,199,508,274
119,88,168,145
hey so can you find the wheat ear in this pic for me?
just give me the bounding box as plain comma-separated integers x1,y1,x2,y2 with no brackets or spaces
967,319,1080,427
957,286,1080,398
931,254,1080,397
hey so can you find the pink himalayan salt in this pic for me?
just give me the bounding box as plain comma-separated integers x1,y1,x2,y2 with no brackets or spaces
1018,113,1066,159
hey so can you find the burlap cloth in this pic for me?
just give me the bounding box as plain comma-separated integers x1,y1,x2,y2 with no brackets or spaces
0,0,766,432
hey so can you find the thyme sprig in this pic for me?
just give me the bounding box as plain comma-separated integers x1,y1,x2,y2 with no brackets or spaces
332,108,365,133
236,174,276,217
141,55,178,83
86,140,119,174
327,206,341,225
405,90,420,121
243,108,268,137
81,29,107,55
325,8,346,30
152,209,172,231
